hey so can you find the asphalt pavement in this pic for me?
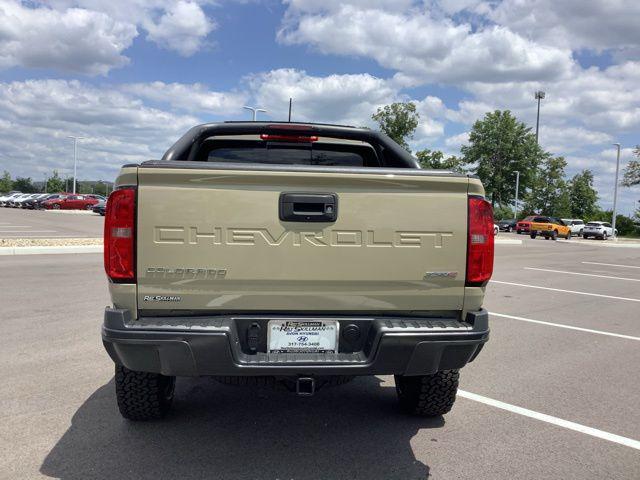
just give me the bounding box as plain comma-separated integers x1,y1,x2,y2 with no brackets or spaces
0,208,103,238
1,235,639,479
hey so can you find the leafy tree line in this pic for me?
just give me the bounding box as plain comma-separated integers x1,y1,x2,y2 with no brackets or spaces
372,103,639,233
0,170,113,196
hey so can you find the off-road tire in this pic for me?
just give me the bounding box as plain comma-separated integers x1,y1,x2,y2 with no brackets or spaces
395,370,459,416
115,365,175,421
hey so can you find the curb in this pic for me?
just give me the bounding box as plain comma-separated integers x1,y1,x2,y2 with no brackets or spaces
495,239,523,245
0,245,103,256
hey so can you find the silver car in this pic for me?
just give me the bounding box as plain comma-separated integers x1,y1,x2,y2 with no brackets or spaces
583,221,616,240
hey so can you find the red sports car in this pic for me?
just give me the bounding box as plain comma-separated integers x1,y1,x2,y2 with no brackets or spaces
43,194,102,210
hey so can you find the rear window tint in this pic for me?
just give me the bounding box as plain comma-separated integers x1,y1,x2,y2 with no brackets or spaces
533,217,549,222
200,139,379,167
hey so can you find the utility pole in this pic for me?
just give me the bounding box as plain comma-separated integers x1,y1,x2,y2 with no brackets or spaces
534,91,545,144
243,106,267,121
514,171,520,221
612,143,621,239
288,98,292,122
67,136,84,194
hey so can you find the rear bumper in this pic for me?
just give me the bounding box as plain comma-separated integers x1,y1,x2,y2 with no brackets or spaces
102,309,489,377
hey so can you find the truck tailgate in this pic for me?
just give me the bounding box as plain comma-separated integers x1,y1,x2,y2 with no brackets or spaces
136,164,470,314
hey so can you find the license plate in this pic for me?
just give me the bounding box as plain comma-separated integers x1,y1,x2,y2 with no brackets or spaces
267,320,339,353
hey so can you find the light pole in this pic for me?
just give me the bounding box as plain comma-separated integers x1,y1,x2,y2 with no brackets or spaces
612,143,621,239
514,170,520,221
534,91,545,144
243,106,267,121
67,136,84,194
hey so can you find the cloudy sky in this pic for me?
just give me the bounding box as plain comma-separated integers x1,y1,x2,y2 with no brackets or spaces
0,0,638,213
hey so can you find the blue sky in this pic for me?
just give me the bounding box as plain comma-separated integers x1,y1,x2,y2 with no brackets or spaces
0,0,638,215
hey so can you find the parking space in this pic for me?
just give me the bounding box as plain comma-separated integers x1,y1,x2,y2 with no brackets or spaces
0,208,103,239
1,235,639,479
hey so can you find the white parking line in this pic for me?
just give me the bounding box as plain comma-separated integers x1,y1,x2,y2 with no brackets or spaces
491,280,640,302
524,267,640,282
491,312,640,341
0,230,57,233
583,261,640,269
0,225,31,228
458,390,640,451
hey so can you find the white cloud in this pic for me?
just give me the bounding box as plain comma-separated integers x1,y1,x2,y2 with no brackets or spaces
0,79,198,179
0,1,216,75
278,2,574,84
248,68,400,126
444,132,469,149
0,0,136,75
123,82,247,115
488,0,640,53
144,1,215,56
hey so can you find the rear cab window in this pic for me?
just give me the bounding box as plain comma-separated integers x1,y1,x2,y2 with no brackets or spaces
196,135,381,167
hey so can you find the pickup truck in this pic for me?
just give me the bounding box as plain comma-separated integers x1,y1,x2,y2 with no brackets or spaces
528,216,571,240
102,122,493,420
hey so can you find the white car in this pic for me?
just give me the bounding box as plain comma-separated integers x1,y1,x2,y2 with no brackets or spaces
13,193,40,208
583,221,616,240
561,218,585,236
0,192,23,206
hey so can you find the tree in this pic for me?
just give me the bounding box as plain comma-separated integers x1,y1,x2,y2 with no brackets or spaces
525,156,571,217
46,170,65,193
415,149,466,173
569,170,599,219
372,102,419,151
12,177,36,193
461,110,543,207
0,170,11,193
622,146,640,187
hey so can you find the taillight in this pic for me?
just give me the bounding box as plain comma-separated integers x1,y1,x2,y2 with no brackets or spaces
466,196,494,286
260,134,318,142
104,188,135,282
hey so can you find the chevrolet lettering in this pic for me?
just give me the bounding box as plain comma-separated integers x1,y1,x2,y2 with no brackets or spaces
154,226,454,248
101,122,494,421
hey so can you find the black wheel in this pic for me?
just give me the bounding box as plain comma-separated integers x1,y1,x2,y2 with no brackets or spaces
530,233,536,239
602,232,608,240
516,229,521,234
115,365,175,421
551,230,558,241
395,370,459,416
52,204,60,210
583,235,588,239
85,204,93,210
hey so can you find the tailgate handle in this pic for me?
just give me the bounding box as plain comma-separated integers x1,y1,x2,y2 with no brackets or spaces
279,193,338,222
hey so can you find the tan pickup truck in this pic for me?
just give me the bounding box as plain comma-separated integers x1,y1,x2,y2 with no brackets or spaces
102,122,493,420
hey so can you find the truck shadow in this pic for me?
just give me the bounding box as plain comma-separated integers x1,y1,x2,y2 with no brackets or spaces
41,376,442,480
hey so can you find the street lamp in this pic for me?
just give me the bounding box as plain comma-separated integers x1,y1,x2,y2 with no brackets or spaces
243,106,267,121
67,136,84,194
612,143,621,239
534,91,545,144
514,171,520,221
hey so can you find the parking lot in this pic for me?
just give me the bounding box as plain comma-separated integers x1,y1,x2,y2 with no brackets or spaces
1,233,639,479
0,208,103,239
